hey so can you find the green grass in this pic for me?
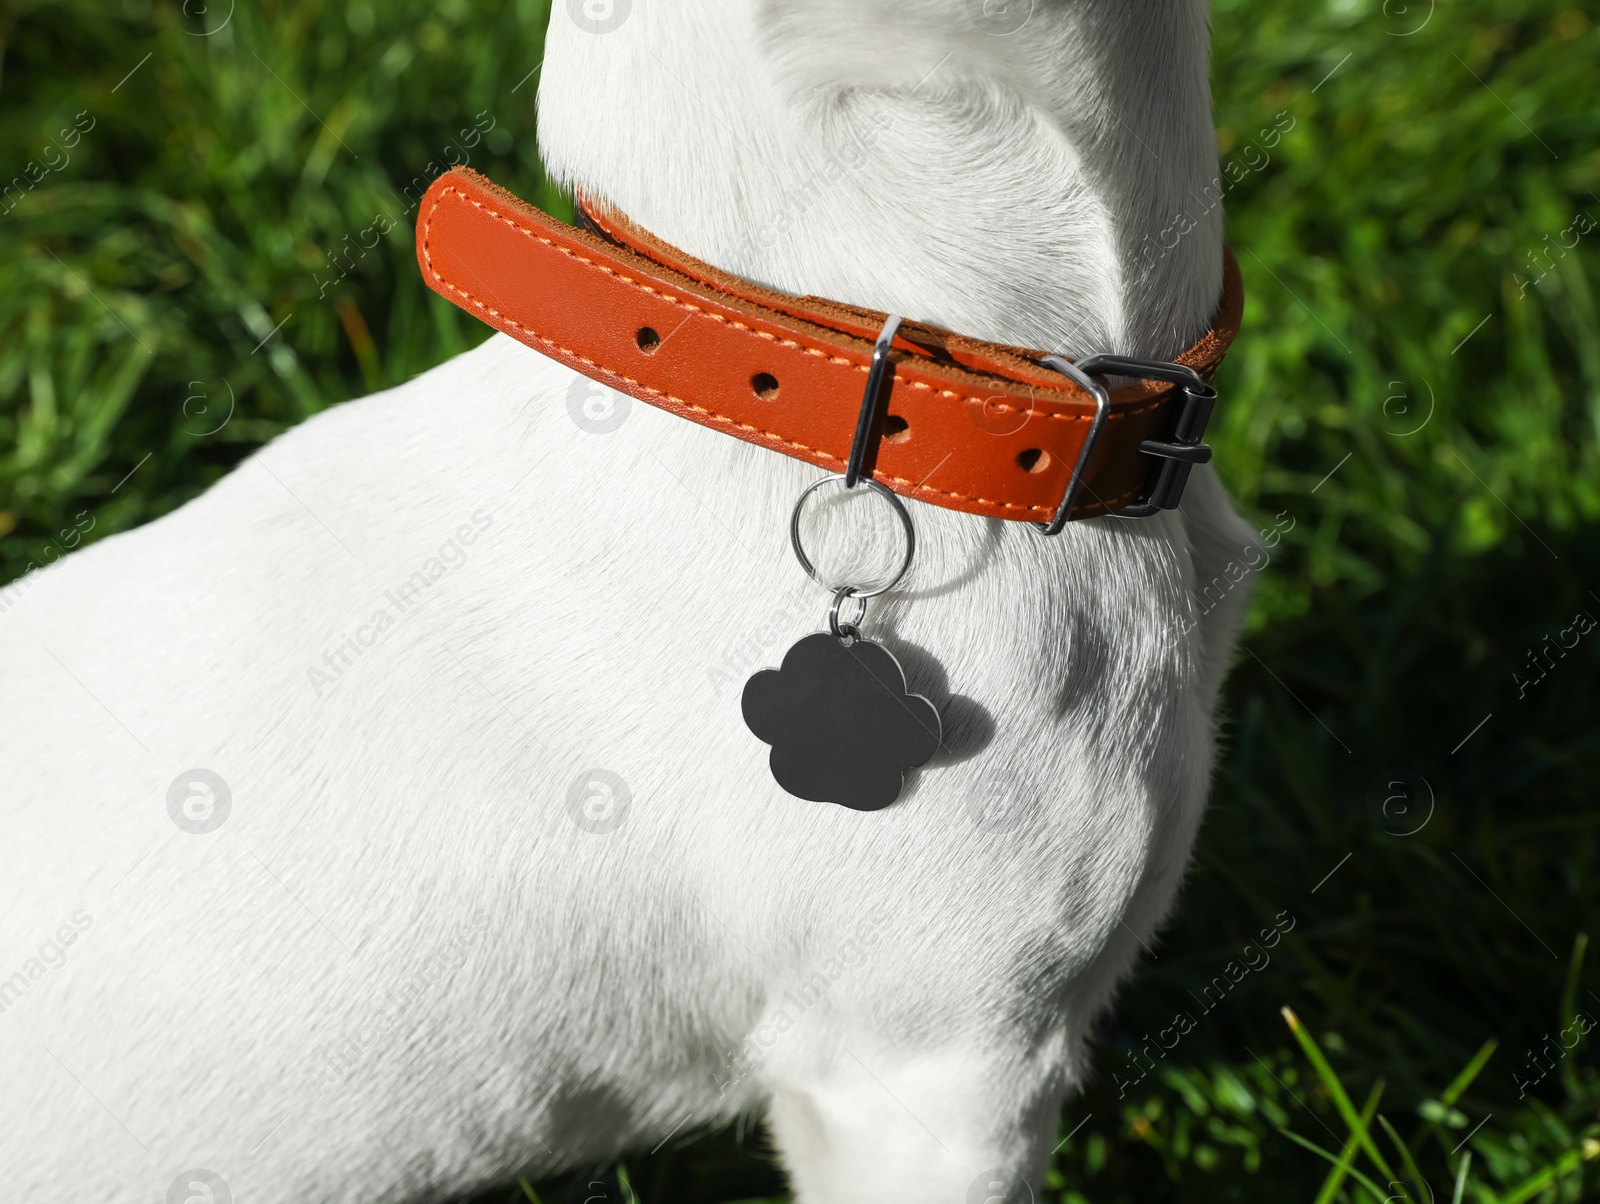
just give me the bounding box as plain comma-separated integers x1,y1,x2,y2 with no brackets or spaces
4,0,1600,1200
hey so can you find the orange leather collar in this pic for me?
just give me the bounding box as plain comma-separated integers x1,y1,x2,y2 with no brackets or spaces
415,167,1242,526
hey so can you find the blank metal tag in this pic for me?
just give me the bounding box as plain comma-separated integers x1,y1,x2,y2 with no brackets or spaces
742,631,941,811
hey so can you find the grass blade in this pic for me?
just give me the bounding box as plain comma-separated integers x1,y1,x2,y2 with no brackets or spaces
1440,1040,1499,1107
1378,1113,1432,1204
1498,1148,1584,1204
1315,1078,1386,1204
1278,1125,1395,1203
617,1161,641,1204
1451,1152,1471,1204
1283,1007,1398,1182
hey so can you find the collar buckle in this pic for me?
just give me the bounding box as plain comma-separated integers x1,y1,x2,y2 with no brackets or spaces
1079,355,1217,520
1033,354,1218,534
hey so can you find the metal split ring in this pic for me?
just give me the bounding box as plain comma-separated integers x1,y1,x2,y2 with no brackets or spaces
828,587,868,640
788,475,916,600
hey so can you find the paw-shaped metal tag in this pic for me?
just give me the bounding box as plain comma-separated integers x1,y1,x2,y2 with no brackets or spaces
742,632,941,810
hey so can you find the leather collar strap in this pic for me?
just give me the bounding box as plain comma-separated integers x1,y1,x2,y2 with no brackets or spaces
415,167,1243,525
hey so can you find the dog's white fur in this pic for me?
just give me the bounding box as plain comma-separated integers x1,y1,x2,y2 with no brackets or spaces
0,2,1253,1200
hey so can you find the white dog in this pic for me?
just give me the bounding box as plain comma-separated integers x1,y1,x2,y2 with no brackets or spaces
0,2,1254,1200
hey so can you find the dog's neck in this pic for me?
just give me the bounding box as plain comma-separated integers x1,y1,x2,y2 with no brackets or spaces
538,0,1221,361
